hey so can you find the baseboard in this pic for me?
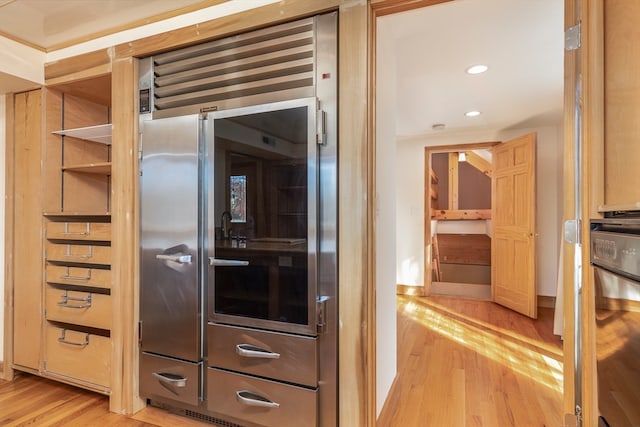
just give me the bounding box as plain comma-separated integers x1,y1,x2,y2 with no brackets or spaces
537,295,556,309
397,284,557,309
396,284,426,296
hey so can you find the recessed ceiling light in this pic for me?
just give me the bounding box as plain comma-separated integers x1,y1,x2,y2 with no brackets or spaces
465,110,481,117
466,64,488,75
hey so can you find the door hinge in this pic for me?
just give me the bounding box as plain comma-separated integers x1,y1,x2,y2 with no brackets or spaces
316,296,329,334
317,109,327,145
138,321,142,344
564,219,581,244
564,408,582,427
565,23,581,51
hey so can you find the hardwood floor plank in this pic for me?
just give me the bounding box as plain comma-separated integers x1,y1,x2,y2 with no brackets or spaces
0,294,562,427
377,295,563,427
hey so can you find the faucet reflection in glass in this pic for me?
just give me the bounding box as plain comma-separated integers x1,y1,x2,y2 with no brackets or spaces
220,210,232,240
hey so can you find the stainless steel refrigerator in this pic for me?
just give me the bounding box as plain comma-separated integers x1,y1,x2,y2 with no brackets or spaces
139,93,337,427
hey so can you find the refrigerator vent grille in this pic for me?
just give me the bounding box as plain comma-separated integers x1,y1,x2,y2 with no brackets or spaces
152,17,316,112
183,409,245,427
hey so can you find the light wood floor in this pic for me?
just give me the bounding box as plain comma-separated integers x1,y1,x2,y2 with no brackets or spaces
377,295,564,427
0,295,562,426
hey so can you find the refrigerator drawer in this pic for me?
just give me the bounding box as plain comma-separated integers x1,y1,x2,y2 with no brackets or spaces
45,286,111,330
208,323,317,387
46,265,111,289
207,368,317,427
47,221,111,242
46,242,111,265
140,352,201,407
45,324,110,388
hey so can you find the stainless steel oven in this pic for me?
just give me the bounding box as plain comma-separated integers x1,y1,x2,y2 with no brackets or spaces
590,218,640,427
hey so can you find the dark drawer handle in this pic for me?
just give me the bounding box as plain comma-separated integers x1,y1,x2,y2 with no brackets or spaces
152,372,187,388
57,291,92,309
62,222,90,236
58,329,89,347
60,267,92,281
236,390,280,408
236,343,280,359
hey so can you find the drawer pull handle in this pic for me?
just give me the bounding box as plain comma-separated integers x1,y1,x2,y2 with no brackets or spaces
156,254,192,264
58,329,89,347
63,222,90,236
236,344,280,359
60,267,92,281
57,291,92,309
152,372,187,388
209,258,249,267
236,390,280,408
64,244,93,259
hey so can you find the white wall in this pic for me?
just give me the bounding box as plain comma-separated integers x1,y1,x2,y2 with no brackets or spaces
374,20,397,416
0,95,5,354
396,125,563,296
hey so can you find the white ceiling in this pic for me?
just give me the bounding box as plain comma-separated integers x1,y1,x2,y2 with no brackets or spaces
0,0,206,49
378,0,564,139
0,0,564,139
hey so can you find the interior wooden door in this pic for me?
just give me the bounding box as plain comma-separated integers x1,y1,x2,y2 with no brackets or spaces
491,133,537,318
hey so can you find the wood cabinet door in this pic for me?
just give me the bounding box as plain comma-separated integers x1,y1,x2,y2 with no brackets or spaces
12,90,44,370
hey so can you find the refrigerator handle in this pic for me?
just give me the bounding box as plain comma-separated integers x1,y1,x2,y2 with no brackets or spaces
152,372,187,388
236,343,281,359
236,390,280,408
156,254,192,264
209,257,249,267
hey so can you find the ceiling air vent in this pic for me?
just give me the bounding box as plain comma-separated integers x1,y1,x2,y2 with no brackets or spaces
151,17,316,114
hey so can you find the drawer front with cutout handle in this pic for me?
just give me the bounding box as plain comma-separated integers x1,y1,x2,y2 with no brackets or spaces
207,368,316,427
140,352,200,406
208,323,317,387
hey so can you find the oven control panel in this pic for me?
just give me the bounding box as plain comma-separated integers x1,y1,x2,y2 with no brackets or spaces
591,229,640,281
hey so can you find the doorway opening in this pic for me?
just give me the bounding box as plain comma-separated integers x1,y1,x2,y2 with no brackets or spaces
426,142,496,300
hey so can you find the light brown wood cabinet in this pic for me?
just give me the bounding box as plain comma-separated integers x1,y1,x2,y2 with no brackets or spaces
11,75,115,394
601,1,640,211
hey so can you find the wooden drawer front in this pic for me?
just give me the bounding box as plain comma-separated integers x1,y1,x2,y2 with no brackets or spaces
207,368,317,427
47,222,111,242
140,352,201,407
45,325,110,388
46,242,111,265
208,323,317,387
45,286,111,330
46,265,111,289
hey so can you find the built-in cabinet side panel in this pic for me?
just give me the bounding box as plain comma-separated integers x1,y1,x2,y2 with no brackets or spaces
42,89,63,213
602,2,640,209
110,57,141,414
338,2,372,426
12,90,44,371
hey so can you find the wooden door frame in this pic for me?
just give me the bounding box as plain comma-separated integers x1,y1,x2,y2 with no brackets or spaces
419,141,498,297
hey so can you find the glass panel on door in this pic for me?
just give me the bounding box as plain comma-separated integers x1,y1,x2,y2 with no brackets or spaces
208,99,317,335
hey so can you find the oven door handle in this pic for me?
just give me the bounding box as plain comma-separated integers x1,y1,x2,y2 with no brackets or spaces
236,343,280,359
236,390,280,408
209,257,249,267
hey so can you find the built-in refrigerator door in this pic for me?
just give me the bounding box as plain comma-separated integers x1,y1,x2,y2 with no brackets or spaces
140,114,205,361
207,98,318,336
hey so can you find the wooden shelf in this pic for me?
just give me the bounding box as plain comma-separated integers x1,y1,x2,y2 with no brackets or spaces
63,162,111,175
52,124,112,145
